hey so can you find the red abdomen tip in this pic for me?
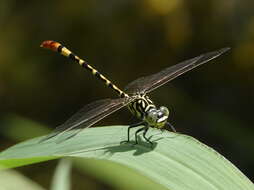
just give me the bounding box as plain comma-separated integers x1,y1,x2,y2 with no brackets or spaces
40,40,61,52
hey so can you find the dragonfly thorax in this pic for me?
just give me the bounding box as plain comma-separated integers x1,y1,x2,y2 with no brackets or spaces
128,94,169,129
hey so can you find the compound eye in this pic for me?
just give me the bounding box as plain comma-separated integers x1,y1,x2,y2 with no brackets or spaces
147,111,158,122
159,106,169,116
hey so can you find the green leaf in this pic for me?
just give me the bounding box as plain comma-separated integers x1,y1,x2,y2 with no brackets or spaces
73,158,169,190
0,170,45,190
51,159,72,190
0,125,253,190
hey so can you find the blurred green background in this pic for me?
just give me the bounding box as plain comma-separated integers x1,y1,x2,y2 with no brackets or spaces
0,0,253,189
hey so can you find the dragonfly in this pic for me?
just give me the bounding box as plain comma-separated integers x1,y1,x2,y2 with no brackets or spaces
40,40,230,146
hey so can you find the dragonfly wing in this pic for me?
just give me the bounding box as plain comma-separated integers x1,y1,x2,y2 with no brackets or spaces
40,97,130,143
124,47,230,94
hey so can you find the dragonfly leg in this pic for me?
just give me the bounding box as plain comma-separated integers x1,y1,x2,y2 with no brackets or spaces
134,126,147,145
142,127,153,147
166,122,176,132
120,121,145,144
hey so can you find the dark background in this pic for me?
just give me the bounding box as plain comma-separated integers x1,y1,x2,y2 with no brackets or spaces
0,0,253,189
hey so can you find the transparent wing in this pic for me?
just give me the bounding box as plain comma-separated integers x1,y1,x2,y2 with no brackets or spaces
40,97,131,143
124,47,230,94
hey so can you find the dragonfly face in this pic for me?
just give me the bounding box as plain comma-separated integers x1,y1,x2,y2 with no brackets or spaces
146,106,169,129
127,94,169,129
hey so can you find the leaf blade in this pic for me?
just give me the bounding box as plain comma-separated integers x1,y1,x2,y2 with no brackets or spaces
0,125,253,190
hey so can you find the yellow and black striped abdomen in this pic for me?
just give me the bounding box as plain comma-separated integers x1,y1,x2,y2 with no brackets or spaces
41,40,128,98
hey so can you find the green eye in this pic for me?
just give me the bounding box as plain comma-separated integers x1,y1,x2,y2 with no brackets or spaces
159,106,169,116
147,111,158,123
149,112,157,119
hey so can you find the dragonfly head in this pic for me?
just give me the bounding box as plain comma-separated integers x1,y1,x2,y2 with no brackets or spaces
146,106,169,129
